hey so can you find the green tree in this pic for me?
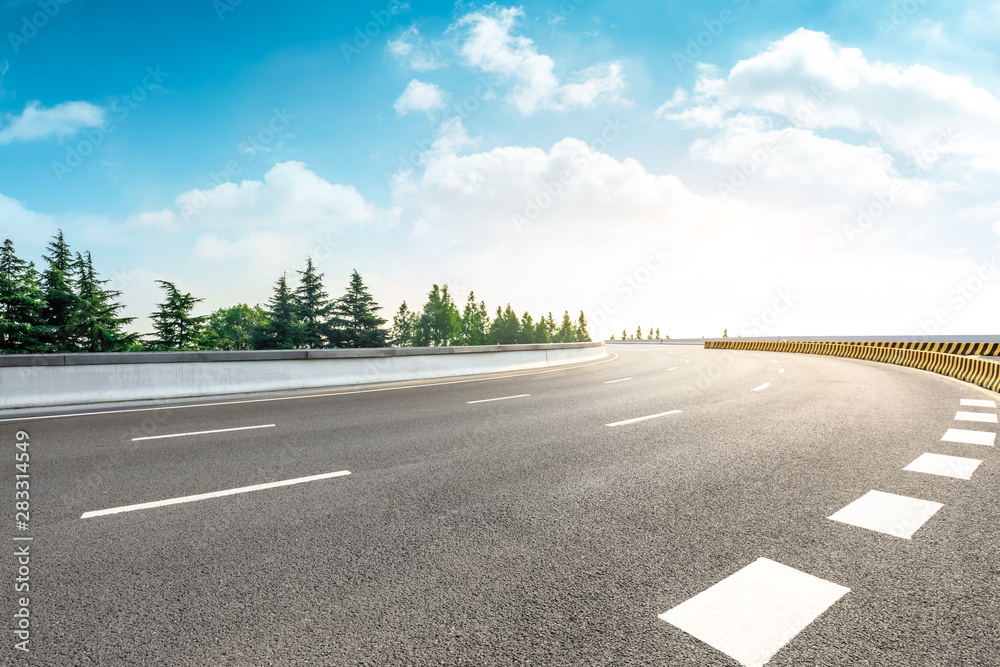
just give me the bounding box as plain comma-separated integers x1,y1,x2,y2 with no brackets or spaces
255,274,301,349
518,312,535,344
295,257,333,348
487,304,520,344
38,229,79,352
635,325,642,340
556,311,576,343
533,315,550,343
575,311,591,342
655,328,660,339
149,280,207,350
74,251,138,352
458,291,490,346
416,283,460,346
0,239,46,353
621,328,627,340
544,312,557,341
329,269,387,348
722,328,729,338
206,304,268,350
389,300,418,347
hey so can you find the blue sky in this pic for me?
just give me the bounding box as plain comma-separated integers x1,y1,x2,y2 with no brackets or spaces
2,0,1000,337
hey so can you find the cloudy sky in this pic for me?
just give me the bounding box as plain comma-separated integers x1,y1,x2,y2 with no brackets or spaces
2,0,999,338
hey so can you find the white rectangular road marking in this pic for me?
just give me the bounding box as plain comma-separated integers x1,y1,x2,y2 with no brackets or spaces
904,453,982,480
778,369,785,374
605,410,681,427
603,377,633,384
667,367,678,371
751,383,772,392
954,411,998,424
659,558,849,667
132,424,275,442
961,399,997,408
466,394,530,404
81,470,352,519
942,428,996,447
828,490,943,539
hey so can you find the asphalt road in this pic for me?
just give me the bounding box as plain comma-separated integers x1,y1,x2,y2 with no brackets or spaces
3,344,1000,666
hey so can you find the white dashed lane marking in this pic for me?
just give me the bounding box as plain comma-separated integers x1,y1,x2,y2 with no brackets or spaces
954,411,998,424
659,558,849,667
603,377,633,384
81,470,352,519
778,369,785,374
667,367,678,371
132,424,275,442
605,410,681,427
961,399,997,408
904,453,983,480
751,383,772,392
941,428,996,446
828,490,943,539
467,394,530,404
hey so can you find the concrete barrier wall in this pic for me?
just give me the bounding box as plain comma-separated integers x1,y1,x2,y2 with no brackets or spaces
0,342,607,410
705,340,1000,394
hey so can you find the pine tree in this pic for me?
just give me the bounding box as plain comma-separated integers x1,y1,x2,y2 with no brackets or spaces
38,229,79,352
635,325,642,340
389,301,418,347
556,311,575,343
533,315,550,343
544,312,557,341
0,239,45,353
458,291,489,346
295,257,333,348
74,251,138,352
621,328,627,340
206,304,268,350
416,283,460,346
329,269,387,348
255,274,301,349
655,328,660,339
575,311,591,342
722,328,729,338
516,312,532,344
149,280,207,350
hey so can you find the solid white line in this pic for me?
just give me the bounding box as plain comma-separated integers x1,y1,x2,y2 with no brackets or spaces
941,428,996,447
80,470,351,519
904,453,982,480
0,353,619,423
954,411,998,424
606,410,681,427
603,377,633,384
828,490,943,539
961,399,997,409
660,558,849,667
466,394,530,404
751,383,772,392
131,424,275,442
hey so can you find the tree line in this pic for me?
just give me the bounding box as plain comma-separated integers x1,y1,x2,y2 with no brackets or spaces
610,327,667,341
0,231,591,353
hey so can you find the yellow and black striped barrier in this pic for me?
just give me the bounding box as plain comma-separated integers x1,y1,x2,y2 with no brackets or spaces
705,340,1000,394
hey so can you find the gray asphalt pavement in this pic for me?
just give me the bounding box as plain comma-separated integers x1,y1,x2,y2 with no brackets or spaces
4,344,1000,665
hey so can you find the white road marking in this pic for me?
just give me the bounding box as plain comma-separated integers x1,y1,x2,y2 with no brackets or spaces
941,428,996,447
751,383,772,392
466,394,530,404
81,470,352,519
778,369,785,374
603,377,633,384
667,367,678,371
0,352,620,424
828,490,943,539
605,410,681,427
954,411,998,424
659,557,849,667
904,453,982,480
961,399,997,408
772,360,780,364
131,424,275,442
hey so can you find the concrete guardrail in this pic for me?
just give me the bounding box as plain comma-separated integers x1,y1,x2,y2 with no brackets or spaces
0,342,607,410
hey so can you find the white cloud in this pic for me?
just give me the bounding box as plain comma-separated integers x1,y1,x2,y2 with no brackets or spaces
452,5,626,114
0,100,105,144
387,25,444,71
661,29,1000,174
393,79,446,116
